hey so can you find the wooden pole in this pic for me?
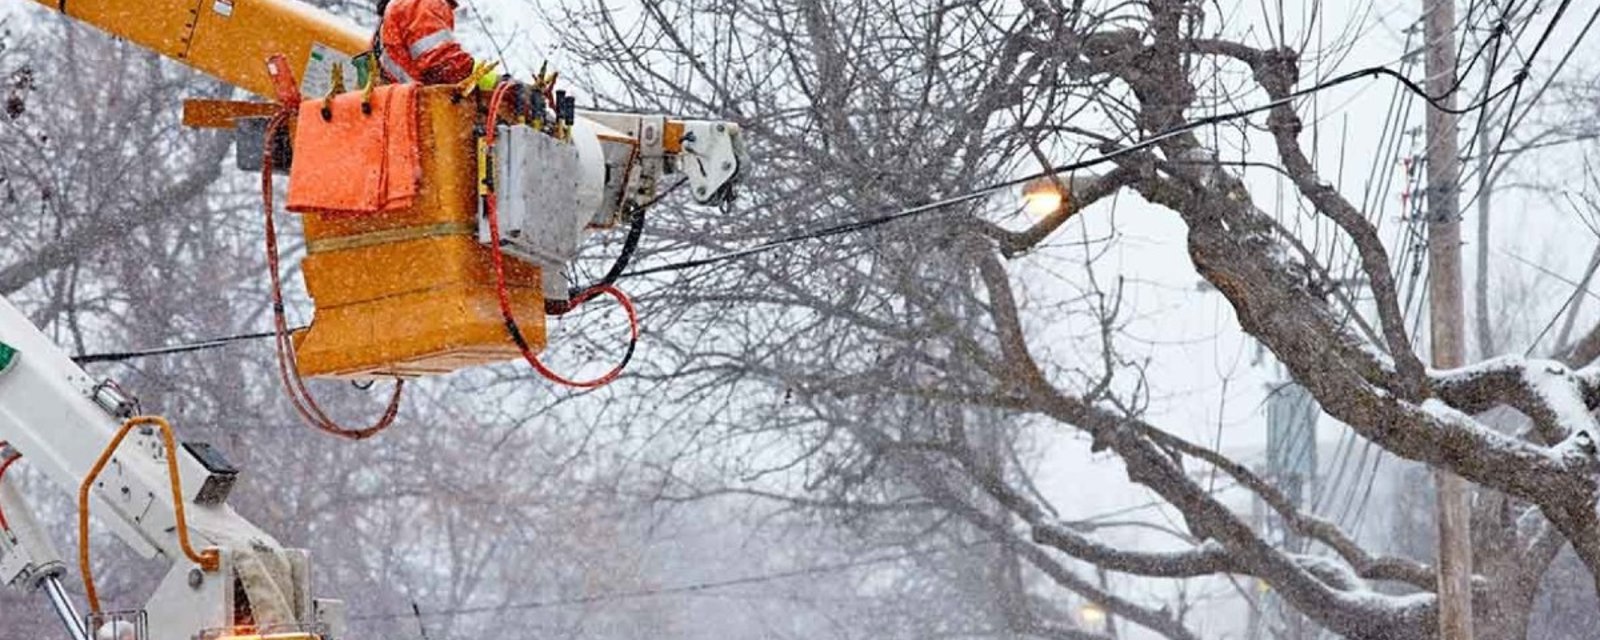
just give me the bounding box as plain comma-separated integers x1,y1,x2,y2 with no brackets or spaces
1423,0,1475,637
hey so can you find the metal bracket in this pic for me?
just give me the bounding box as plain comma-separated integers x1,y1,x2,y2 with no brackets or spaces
679,121,745,205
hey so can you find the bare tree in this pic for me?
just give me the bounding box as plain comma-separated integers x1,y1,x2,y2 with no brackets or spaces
6,1,1600,639
538,0,1600,638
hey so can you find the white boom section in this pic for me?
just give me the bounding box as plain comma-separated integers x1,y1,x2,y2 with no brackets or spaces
0,296,340,640
0,298,208,559
487,113,746,299
577,111,747,210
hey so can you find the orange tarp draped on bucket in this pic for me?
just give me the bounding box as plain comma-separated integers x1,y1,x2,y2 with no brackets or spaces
287,84,422,215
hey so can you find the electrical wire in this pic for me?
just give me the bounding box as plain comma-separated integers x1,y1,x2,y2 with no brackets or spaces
71,329,282,365
1449,0,1519,180
72,142,685,369
1466,0,1598,207
549,179,687,316
350,475,1245,624
1442,0,1514,102
69,55,1538,365
622,62,1528,281
1521,0,1577,65
1318,0,1528,529
1465,129,1600,159
350,544,973,621
71,185,692,366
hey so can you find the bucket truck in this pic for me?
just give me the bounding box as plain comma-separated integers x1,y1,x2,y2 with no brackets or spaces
0,294,343,640
0,0,747,638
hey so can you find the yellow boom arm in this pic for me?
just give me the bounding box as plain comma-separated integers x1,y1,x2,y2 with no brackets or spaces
24,0,747,383
33,0,369,100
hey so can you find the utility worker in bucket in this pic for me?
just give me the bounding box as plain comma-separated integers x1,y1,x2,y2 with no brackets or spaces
374,0,503,89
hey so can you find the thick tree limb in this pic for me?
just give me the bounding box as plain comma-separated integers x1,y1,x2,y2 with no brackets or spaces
1139,427,1435,590
1431,356,1600,445
1127,171,1596,506
973,249,1437,639
1249,49,1427,393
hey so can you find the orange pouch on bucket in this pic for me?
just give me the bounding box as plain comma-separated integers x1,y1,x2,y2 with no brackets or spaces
286,84,421,216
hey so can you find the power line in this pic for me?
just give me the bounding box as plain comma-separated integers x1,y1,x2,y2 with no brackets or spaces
1464,129,1599,159
1450,0,1519,179
1467,0,1593,204
76,55,1537,363
71,191,700,366
1522,0,1578,64
349,545,966,621
348,477,1245,623
1382,0,1521,359
1446,0,1513,100
623,62,1529,281
71,329,283,365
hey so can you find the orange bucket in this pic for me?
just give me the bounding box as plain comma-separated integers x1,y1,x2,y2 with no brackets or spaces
289,86,545,379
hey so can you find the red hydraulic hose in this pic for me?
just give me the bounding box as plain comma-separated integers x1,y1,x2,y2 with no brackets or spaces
261,110,405,439
483,83,639,389
0,444,18,531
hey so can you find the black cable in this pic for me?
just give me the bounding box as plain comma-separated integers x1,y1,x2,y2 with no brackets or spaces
411,602,432,640
72,183,699,364
1467,130,1599,159
549,179,688,314
71,53,1543,362
72,183,692,365
1454,0,1488,68
1451,0,1519,168
621,194,979,279
1442,0,1514,101
1522,0,1576,65
72,329,288,365
1467,0,1597,206
623,62,1529,281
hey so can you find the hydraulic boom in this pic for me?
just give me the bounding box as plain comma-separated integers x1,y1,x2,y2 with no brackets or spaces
0,295,343,640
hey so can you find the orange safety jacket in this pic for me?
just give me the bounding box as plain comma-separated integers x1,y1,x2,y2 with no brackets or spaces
378,0,476,85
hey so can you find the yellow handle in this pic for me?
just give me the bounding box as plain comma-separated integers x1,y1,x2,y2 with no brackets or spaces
79,416,220,614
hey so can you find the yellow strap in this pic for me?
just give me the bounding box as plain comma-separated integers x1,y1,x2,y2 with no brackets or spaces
306,222,474,254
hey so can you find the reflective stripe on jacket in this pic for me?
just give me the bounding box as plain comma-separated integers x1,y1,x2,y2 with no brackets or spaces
379,0,475,85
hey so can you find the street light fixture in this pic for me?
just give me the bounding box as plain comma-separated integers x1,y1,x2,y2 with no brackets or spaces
1021,176,1067,217
1078,602,1108,629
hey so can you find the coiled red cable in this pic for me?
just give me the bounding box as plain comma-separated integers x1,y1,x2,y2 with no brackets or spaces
484,83,639,389
0,443,18,531
262,111,404,440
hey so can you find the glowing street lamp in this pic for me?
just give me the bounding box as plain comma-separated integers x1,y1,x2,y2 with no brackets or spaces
1021,176,1068,217
1079,602,1108,628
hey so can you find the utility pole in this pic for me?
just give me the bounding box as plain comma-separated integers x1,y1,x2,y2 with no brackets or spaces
1423,0,1474,638
1265,381,1318,555
1265,381,1318,640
